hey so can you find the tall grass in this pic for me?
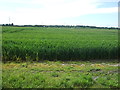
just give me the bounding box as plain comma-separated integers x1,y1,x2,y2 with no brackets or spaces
2,26,118,61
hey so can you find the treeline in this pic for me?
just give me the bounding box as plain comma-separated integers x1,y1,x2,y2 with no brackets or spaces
1,24,119,29
1,23,14,26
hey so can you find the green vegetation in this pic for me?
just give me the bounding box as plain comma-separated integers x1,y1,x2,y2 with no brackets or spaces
2,61,119,88
2,26,118,61
2,26,119,88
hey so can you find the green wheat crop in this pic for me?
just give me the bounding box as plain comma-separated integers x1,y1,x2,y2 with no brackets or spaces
2,26,118,61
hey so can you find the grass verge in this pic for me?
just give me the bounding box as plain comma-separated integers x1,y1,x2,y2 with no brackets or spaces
2,60,119,88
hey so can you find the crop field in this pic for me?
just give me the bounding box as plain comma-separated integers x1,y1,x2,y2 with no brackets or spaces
2,26,119,88
2,26,118,61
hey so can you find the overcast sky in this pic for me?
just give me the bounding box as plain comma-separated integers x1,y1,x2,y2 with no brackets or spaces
0,0,119,27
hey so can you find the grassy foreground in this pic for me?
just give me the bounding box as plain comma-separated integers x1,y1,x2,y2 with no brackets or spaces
2,61,119,88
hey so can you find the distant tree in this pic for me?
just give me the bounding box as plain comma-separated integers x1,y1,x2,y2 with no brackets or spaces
11,23,14,26
6,24,8,26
